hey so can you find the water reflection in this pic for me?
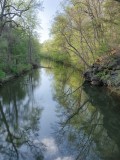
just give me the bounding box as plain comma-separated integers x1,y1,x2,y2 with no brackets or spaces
47,61,120,160
0,70,44,160
83,83,120,159
0,60,120,160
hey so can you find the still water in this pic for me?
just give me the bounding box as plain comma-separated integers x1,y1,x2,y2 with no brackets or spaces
0,61,120,160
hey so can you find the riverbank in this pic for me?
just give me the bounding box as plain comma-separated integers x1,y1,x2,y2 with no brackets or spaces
0,64,40,86
84,52,120,95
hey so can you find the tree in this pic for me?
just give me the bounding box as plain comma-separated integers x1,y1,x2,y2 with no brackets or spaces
0,0,42,79
48,0,120,68
0,0,41,35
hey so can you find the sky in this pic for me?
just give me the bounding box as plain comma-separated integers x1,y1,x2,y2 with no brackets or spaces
39,0,62,43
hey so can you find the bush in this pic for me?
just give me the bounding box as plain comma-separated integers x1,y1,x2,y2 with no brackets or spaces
0,70,5,79
10,64,32,75
97,43,109,56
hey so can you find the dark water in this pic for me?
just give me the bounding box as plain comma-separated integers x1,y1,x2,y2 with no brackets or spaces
0,60,120,160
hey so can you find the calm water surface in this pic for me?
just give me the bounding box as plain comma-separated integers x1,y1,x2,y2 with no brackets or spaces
0,61,120,160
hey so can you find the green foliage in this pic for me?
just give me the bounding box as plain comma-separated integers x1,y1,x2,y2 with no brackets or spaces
0,27,41,81
0,70,5,79
96,43,109,56
10,64,32,75
42,0,120,68
0,0,42,81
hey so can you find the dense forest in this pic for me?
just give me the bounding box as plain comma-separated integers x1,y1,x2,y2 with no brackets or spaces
1,0,120,87
41,0,120,69
0,0,42,81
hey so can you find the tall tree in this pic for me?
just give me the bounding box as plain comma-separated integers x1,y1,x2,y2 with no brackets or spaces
48,0,120,68
0,0,42,78
0,0,41,35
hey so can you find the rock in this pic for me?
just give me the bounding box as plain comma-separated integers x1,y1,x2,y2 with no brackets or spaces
91,76,103,86
97,66,103,72
92,63,100,69
107,61,117,69
110,70,118,76
102,79,108,86
91,76,100,81
84,54,120,94
84,71,92,82
91,80,101,86
93,67,98,74
115,58,120,65
115,65,120,70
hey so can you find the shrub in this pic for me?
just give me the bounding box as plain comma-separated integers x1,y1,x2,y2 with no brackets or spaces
0,70,5,79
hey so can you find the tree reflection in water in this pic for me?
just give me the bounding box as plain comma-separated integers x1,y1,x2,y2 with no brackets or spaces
0,61,120,160
50,63,120,160
0,70,44,160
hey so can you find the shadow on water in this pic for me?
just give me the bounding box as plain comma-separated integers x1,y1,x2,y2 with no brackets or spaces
83,83,120,159
48,61,120,160
0,70,44,160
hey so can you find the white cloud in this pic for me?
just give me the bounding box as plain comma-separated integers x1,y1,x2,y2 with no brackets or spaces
41,137,74,160
41,137,58,154
55,157,74,160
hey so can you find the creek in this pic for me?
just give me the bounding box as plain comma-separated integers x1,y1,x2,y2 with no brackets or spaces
0,60,120,160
